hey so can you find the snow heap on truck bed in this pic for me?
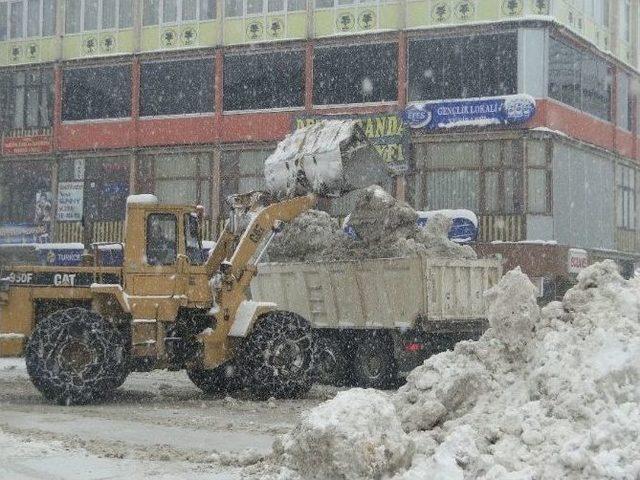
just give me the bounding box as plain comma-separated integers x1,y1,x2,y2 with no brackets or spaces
266,185,476,262
269,261,640,480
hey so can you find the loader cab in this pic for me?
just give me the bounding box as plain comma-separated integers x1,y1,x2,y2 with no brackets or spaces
122,195,210,304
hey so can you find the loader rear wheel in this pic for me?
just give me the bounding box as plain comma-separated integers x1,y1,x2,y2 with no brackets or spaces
25,307,128,405
352,332,397,389
240,311,315,400
187,363,240,395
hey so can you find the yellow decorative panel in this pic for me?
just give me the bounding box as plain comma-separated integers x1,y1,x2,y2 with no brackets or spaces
223,14,305,45
141,22,219,52
1,38,57,66
62,29,135,60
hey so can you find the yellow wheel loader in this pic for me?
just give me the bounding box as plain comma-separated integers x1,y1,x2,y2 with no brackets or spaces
0,120,388,404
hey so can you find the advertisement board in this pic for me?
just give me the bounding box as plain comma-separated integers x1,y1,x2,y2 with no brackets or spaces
56,182,84,222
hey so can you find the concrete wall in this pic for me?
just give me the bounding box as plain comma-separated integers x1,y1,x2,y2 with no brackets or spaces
552,142,615,250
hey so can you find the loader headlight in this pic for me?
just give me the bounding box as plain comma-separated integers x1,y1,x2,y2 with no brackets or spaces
0,278,9,292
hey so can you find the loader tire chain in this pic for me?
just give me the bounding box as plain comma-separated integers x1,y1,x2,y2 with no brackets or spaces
239,311,315,399
25,307,126,405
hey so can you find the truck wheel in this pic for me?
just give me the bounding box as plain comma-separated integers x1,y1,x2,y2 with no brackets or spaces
352,332,397,389
187,363,240,395
314,336,347,386
25,308,127,405
240,311,314,399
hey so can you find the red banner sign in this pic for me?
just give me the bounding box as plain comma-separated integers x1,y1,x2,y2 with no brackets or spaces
2,135,53,155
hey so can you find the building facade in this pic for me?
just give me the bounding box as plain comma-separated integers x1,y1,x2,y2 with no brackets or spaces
1,0,640,269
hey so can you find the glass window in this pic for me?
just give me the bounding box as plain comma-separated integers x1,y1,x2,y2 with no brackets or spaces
549,37,612,121
268,0,283,11
315,0,332,6
224,0,241,15
182,0,197,19
43,0,55,35
82,157,130,221
84,0,99,30
62,65,132,121
163,0,177,21
617,164,636,229
0,68,54,132
143,0,159,24
27,0,40,37
246,0,263,13
185,213,205,264
66,0,82,32
141,58,214,116
408,33,517,102
0,3,7,40
527,140,547,166
119,0,132,26
147,213,177,266
0,160,52,224
224,51,304,111
200,0,215,18
427,170,479,211
425,142,479,169
151,153,212,212
484,171,500,213
313,43,397,105
102,0,117,28
528,169,547,214
287,0,305,9
9,1,23,38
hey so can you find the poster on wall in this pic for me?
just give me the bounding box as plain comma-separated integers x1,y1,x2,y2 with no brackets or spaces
56,182,84,222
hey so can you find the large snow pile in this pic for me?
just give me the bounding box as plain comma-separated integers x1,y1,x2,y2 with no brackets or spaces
267,185,476,262
274,389,414,480
273,261,640,479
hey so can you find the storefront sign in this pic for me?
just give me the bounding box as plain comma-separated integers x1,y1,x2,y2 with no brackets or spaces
568,248,589,274
74,159,85,180
56,182,84,222
0,223,49,244
402,94,536,130
293,113,409,171
2,135,53,155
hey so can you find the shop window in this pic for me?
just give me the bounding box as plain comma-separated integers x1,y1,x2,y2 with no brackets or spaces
65,0,132,33
224,51,304,111
219,148,270,215
0,67,54,132
62,65,132,121
146,213,177,265
408,33,516,102
223,0,303,17
0,160,52,224
549,37,612,121
141,58,214,116
617,164,636,230
143,0,215,25
59,157,130,222
411,140,521,214
313,43,397,105
150,153,212,213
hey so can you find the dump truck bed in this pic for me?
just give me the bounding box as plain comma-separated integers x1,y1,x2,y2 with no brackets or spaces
251,256,502,332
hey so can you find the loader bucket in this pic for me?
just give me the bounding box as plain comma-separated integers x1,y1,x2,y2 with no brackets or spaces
265,120,391,198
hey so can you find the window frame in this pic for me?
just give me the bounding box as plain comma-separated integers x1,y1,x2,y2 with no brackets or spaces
184,213,205,265
62,64,132,121
0,0,56,39
0,67,54,132
616,163,636,231
146,212,178,266
140,57,215,117
143,0,216,25
65,0,132,33
223,0,304,18
410,138,524,215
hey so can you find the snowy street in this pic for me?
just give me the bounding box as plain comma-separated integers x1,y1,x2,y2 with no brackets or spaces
0,358,333,479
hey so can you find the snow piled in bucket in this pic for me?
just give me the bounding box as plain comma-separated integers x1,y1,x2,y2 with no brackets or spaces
269,261,640,479
266,185,476,262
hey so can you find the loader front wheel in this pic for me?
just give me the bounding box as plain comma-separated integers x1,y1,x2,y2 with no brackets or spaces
187,363,240,395
240,311,314,399
25,308,128,405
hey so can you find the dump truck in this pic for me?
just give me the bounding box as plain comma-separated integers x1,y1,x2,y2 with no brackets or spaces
251,256,501,388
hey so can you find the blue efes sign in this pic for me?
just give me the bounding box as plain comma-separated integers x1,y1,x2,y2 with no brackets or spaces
402,95,536,130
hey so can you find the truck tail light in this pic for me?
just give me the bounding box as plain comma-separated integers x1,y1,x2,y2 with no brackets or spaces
404,342,424,352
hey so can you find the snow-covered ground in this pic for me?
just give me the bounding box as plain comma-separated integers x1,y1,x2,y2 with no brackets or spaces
0,358,336,479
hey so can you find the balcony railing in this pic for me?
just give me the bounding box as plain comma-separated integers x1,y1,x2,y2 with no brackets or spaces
478,214,526,243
